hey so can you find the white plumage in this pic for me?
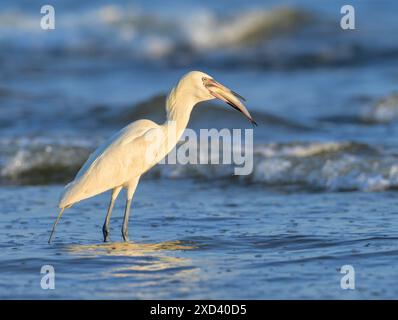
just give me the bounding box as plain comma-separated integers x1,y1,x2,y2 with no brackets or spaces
49,71,256,243
60,119,158,208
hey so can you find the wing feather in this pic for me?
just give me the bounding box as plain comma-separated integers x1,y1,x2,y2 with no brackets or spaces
59,119,159,208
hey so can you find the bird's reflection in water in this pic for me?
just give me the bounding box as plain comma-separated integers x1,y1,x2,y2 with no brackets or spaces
67,240,198,282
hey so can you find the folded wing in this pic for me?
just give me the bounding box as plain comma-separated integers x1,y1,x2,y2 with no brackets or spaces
59,119,159,208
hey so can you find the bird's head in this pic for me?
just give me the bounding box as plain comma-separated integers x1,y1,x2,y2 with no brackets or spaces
176,71,257,126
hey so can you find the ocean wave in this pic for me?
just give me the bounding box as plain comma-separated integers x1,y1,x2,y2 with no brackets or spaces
361,93,398,123
0,6,310,55
2,5,395,69
0,138,92,184
1,138,397,192
151,141,398,192
108,94,312,131
319,93,398,125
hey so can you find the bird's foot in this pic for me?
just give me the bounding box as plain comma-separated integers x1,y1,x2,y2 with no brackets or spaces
102,226,110,242
122,230,129,242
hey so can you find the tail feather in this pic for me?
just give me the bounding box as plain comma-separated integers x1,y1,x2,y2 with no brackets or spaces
58,181,77,208
58,179,90,208
58,177,111,208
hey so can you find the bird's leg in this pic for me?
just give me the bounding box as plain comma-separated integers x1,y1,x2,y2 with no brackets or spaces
121,198,132,242
102,187,122,242
102,198,116,242
121,178,139,242
48,207,66,244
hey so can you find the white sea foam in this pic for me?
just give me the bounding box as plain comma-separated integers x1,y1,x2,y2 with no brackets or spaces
2,138,397,192
0,5,309,58
362,93,398,123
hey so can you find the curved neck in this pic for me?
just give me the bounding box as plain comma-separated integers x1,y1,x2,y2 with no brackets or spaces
162,87,197,140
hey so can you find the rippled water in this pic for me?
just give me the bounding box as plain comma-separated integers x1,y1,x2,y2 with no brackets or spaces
1,180,398,299
1,0,398,299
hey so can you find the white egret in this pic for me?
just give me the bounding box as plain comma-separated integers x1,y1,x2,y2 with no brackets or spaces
48,71,256,243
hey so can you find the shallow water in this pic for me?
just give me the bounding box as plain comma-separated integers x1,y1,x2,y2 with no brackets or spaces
1,180,398,299
1,0,398,299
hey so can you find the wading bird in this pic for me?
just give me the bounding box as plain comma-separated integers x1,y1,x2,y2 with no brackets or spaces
48,71,256,243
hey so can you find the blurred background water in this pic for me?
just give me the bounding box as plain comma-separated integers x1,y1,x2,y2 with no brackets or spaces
0,0,398,299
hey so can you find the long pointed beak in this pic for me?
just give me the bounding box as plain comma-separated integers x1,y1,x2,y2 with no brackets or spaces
203,78,257,126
